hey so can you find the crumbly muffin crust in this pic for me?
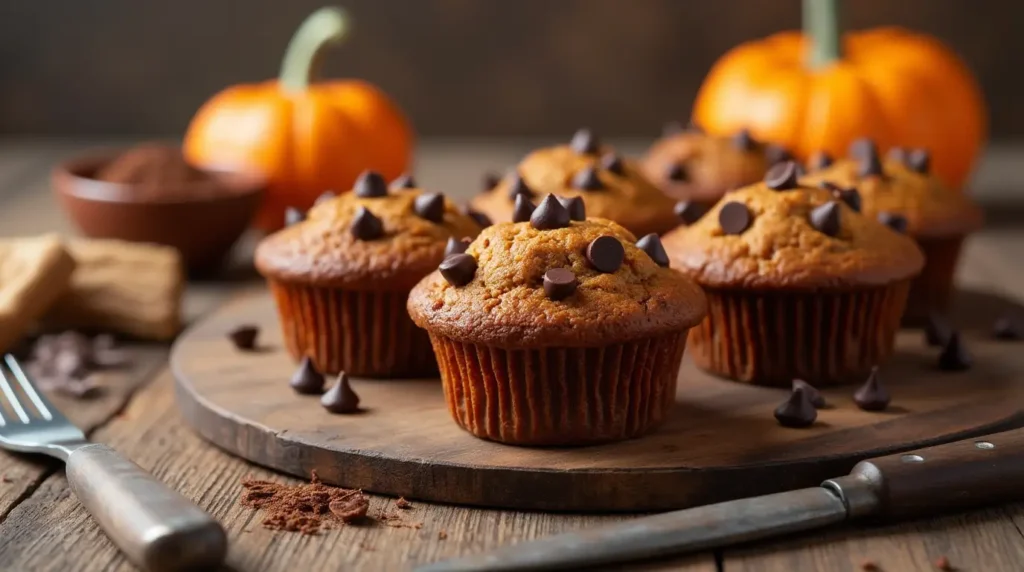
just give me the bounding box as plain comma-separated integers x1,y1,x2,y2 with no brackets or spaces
256,183,482,290
662,174,925,290
470,134,678,236
408,217,706,348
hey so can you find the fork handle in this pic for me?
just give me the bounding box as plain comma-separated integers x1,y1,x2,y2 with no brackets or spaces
66,444,227,572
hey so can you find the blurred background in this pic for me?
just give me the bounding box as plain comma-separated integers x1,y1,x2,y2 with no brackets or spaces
0,0,1017,139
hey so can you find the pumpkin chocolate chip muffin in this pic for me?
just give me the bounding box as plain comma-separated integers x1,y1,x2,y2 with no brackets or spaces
662,161,924,387
470,129,679,237
408,194,707,446
256,171,483,377
641,125,785,212
802,139,983,322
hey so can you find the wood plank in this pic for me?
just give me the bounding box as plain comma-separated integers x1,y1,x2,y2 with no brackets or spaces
0,369,718,571
723,507,1024,572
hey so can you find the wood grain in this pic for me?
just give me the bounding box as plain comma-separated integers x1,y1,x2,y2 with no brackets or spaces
171,286,1024,512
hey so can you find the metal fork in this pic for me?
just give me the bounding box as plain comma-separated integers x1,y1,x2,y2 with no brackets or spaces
0,354,226,571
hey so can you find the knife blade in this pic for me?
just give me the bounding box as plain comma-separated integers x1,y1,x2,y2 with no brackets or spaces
418,427,1024,571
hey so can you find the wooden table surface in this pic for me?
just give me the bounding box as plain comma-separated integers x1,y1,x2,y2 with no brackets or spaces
1,139,1024,572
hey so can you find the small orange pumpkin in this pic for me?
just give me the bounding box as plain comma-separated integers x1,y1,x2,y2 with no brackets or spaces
184,7,413,231
692,0,985,190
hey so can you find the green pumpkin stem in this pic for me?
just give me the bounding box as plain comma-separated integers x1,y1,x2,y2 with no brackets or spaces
804,0,842,69
280,7,349,91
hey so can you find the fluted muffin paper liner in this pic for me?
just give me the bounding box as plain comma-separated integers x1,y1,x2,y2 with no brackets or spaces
269,281,436,378
428,331,689,446
904,236,964,325
689,280,911,387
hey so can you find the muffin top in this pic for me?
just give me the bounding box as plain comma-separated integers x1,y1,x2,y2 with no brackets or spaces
408,194,707,348
641,125,780,204
661,161,925,290
801,140,983,238
255,172,483,290
470,130,678,237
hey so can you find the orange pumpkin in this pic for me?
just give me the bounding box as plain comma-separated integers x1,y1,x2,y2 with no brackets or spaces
692,0,985,190
184,7,414,231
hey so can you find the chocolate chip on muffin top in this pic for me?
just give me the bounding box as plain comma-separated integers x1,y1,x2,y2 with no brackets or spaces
661,161,925,290
801,140,983,238
407,198,707,348
470,130,678,237
641,126,780,205
255,171,482,290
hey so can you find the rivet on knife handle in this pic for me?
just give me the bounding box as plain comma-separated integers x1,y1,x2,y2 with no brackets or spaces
824,428,1024,520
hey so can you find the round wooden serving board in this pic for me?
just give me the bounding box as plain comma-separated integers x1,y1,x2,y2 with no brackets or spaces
172,290,1024,512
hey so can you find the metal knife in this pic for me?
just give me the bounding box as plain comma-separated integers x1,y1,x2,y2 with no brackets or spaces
417,427,1024,571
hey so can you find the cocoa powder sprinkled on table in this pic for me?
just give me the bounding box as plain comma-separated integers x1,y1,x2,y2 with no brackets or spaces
240,471,368,535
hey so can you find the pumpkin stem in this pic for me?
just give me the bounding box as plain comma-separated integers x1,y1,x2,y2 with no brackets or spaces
279,7,349,92
804,0,842,69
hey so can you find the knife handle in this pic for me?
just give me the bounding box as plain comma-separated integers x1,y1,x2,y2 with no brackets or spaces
825,427,1024,520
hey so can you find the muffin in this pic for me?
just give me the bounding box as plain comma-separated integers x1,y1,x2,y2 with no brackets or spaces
801,140,983,323
408,194,707,446
661,161,924,387
641,124,783,211
255,171,483,377
470,129,679,237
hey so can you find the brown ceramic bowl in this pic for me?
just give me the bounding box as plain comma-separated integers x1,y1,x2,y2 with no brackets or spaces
53,149,265,274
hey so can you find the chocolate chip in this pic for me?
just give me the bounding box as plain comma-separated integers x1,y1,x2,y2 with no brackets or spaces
877,211,908,234
792,379,825,408
993,315,1022,341
808,151,833,170
810,201,841,237
482,171,501,192
718,201,752,235
543,268,577,301
413,192,445,223
764,144,792,165
938,332,972,371
907,149,930,174
444,237,471,258
512,194,536,223
530,194,571,230
887,147,909,165
290,356,325,395
586,236,625,273
666,163,689,182
228,325,259,351
764,161,800,191
674,201,708,225
354,170,388,198
314,191,336,206
636,233,669,267
439,253,477,286
558,195,586,221
852,140,883,177
819,182,861,213
321,372,360,414
774,388,817,428
507,173,534,200
351,206,384,240
732,129,756,151
461,205,493,228
925,313,952,347
600,153,625,175
570,128,600,154
573,167,604,191
391,174,417,190
284,207,305,227
853,367,890,411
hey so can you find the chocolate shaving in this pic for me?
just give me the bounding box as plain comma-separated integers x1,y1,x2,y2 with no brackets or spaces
240,472,369,535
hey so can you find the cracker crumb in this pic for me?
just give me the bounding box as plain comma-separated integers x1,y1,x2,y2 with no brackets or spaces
396,497,412,510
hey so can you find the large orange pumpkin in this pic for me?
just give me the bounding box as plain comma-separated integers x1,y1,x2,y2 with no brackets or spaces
692,0,986,190
184,7,413,231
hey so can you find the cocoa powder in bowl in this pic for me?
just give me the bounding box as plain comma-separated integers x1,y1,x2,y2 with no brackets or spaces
93,143,247,201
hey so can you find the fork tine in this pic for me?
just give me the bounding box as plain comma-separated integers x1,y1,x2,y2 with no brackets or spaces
0,362,31,423
3,354,55,421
